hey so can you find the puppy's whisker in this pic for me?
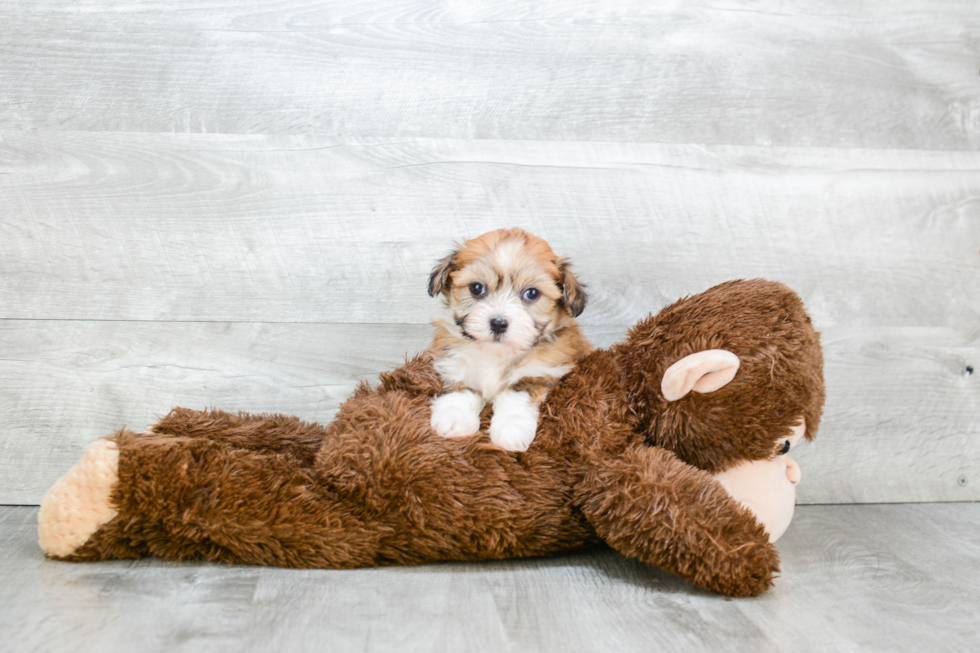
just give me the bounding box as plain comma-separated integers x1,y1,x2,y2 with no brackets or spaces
447,312,476,341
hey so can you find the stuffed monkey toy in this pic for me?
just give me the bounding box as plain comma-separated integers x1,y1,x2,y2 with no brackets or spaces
37,279,823,597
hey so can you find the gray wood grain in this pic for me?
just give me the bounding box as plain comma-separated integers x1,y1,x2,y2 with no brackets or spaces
2,1,978,148
2,503,979,652
3,133,978,327
2,320,976,505
797,326,979,505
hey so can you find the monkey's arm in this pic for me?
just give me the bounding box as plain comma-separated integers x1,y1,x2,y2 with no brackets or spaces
576,445,780,597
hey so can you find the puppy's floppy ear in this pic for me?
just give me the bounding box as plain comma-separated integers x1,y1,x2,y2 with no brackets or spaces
428,249,458,297
557,257,587,317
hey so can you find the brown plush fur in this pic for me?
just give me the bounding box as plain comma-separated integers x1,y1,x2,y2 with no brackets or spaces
56,279,823,598
617,279,825,472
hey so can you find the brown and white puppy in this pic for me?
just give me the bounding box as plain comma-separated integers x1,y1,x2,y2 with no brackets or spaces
427,228,592,451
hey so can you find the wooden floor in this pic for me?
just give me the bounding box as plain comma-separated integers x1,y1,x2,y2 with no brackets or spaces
2,503,978,652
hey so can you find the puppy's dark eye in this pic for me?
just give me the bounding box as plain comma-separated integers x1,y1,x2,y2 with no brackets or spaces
777,440,791,455
469,282,486,297
522,288,540,302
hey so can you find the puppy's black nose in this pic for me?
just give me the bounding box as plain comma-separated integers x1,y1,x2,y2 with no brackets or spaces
489,317,508,335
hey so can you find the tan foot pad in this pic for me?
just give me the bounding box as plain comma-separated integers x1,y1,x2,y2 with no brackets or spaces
38,438,120,557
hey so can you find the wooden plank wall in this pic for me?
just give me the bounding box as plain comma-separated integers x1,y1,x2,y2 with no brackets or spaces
2,1,978,505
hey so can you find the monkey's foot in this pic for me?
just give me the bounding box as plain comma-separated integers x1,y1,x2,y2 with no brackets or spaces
38,438,120,557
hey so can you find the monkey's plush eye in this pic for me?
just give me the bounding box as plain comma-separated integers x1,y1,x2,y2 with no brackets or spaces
522,288,540,302
777,440,791,455
469,282,486,297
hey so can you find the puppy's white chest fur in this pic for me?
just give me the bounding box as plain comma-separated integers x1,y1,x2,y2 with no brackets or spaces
433,342,569,400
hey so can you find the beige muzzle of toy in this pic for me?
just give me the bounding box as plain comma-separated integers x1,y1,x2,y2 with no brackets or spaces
712,423,804,543
662,350,804,543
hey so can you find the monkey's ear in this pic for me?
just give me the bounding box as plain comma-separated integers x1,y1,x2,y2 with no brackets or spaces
428,249,458,297
557,257,587,317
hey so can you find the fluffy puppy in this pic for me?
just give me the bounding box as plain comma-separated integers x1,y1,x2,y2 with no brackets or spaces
427,228,592,452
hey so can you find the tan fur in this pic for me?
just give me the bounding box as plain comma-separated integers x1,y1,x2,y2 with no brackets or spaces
37,439,119,556
38,279,825,598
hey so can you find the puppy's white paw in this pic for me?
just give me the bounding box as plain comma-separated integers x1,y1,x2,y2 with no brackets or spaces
489,390,539,452
431,390,485,438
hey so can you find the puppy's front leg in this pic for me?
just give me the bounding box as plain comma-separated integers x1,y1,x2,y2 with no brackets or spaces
489,390,538,452
431,388,485,438
489,378,557,452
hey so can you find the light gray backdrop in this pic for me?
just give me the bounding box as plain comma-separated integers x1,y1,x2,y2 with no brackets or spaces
2,0,978,505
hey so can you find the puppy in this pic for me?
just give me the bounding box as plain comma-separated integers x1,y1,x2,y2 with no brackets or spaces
427,228,592,452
